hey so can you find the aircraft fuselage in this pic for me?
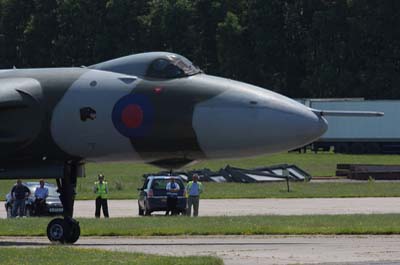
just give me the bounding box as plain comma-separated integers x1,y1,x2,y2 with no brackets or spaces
0,66,327,168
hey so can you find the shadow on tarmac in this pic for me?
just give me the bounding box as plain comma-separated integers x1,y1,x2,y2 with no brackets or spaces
0,241,50,246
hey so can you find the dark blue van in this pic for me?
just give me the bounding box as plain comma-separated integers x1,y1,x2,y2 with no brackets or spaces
138,176,187,216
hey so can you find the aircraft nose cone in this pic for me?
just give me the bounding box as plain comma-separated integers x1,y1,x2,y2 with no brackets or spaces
289,108,328,146
192,77,328,158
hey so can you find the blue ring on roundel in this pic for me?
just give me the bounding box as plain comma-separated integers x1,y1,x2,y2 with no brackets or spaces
112,94,154,138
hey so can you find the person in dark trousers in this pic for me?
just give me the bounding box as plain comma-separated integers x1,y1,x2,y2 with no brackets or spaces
93,174,109,218
34,179,49,215
165,177,180,216
186,174,203,217
11,179,31,217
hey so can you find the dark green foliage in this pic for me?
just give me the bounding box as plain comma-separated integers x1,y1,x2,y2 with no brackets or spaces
0,0,399,98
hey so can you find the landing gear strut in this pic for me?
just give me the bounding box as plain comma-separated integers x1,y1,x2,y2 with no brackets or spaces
47,163,81,244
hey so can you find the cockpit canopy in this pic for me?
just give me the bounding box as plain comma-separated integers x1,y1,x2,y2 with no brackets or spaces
90,52,201,79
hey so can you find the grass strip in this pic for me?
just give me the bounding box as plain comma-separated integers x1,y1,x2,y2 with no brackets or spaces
3,174,400,200
1,153,400,200
0,247,222,265
1,214,400,236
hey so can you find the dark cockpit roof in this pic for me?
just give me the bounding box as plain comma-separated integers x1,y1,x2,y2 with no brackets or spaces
90,52,201,79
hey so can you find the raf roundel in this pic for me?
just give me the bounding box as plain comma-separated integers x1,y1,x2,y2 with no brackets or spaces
112,94,154,138
121,105,143,128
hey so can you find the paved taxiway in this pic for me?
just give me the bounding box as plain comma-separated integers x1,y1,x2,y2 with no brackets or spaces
1,235,400,265
1,197,400,218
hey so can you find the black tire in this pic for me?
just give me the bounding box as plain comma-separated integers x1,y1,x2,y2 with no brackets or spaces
144,208,151,216
64,219,80,244
138,203,144,216
144,201,151,216
47,218,66,243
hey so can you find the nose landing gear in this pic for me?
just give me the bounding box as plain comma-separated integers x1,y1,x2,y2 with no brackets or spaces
47,163,81,244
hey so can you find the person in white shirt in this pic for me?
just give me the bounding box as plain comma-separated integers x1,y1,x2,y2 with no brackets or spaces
165,178,180,215
34,179,49,215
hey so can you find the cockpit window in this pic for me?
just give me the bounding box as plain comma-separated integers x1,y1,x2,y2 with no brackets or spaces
146,55,201,79
148,59,184,78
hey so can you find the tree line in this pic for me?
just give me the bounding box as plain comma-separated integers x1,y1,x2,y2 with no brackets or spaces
0,0,399,99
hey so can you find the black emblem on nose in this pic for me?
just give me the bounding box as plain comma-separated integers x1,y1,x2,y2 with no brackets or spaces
80,107,97,121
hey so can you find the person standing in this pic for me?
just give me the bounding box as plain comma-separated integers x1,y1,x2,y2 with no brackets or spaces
93,174,109,218
34,179,49,215
11,179,31,217
186,174,203,217
165,177,180,216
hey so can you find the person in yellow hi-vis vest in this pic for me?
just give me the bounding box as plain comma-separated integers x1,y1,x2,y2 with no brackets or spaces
185,174,203,217
93,174,109,218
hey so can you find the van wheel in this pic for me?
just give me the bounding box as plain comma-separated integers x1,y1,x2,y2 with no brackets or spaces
144,202,151,216
138,203,144,216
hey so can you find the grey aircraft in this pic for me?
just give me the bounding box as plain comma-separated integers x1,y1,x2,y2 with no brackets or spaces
0,52,382,243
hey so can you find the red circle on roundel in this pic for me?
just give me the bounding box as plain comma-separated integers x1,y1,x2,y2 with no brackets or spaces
121,104,143,128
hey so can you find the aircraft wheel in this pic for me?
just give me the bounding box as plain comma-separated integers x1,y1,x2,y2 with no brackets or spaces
47,218,66,243
64,218,80,244
47,217,80,244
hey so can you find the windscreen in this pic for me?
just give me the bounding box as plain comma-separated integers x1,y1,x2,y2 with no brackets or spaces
47,186,59,196
27,184,59,197
150,179,185,190
146,55,201,79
